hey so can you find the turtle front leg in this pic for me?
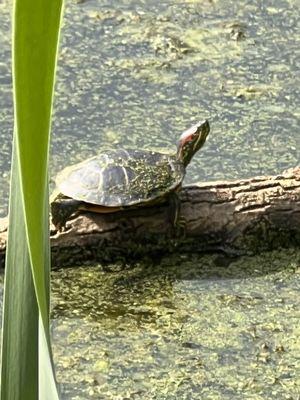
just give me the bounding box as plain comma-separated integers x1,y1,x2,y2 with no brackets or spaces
168,192,186,237
51,197,82,231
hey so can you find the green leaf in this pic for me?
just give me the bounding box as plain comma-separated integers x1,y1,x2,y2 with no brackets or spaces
13,0,63,332
1,0,63,398
1,144,39,399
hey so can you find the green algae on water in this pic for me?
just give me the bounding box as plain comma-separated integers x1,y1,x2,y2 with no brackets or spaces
51,248,300,399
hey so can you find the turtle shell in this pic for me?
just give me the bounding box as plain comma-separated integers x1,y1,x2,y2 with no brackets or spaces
56,149,185,207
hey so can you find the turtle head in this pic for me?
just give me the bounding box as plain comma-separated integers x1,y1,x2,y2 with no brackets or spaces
177,120,210,167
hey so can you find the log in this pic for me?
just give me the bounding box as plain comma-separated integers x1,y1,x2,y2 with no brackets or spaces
0,167,299,268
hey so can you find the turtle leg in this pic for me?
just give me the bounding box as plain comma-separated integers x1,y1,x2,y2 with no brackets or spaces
51,198,82,231
168,192,186,237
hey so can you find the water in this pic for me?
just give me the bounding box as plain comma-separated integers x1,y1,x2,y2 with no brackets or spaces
51,250,300,399
0,0,299,398
1,0,299,216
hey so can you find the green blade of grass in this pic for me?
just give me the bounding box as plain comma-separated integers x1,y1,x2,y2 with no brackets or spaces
13,0,63,333
1,0,63,398
1,143,39,399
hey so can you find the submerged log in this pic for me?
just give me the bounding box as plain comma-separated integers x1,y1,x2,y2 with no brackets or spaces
0,167,299,268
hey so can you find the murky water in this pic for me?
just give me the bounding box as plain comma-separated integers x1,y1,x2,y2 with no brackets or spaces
50,250,300,399
1,0,299,216
0,0,299,398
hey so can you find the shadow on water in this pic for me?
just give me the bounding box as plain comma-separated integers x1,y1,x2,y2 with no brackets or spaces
52,249,299,324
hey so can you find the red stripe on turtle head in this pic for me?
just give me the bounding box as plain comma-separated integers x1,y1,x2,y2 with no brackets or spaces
177,120,210,167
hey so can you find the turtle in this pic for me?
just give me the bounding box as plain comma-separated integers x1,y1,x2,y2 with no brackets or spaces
51,119,210,231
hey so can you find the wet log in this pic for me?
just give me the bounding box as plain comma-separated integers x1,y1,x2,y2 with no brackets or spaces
0,167,299,268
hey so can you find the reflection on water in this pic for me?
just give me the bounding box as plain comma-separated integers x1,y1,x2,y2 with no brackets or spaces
51,249,300,399
0,0,299,398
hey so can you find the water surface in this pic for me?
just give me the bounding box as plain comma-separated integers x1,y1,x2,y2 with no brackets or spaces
0,0,299,216
51,250,300,399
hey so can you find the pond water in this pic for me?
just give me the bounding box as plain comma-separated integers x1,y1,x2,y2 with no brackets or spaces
49,250,300,400
0,0,300,398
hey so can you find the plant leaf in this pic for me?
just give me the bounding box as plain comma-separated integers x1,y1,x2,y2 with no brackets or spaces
1,144,39,399
1,0,63,398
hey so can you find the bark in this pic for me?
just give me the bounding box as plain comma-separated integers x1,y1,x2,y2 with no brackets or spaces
0,167,299,268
